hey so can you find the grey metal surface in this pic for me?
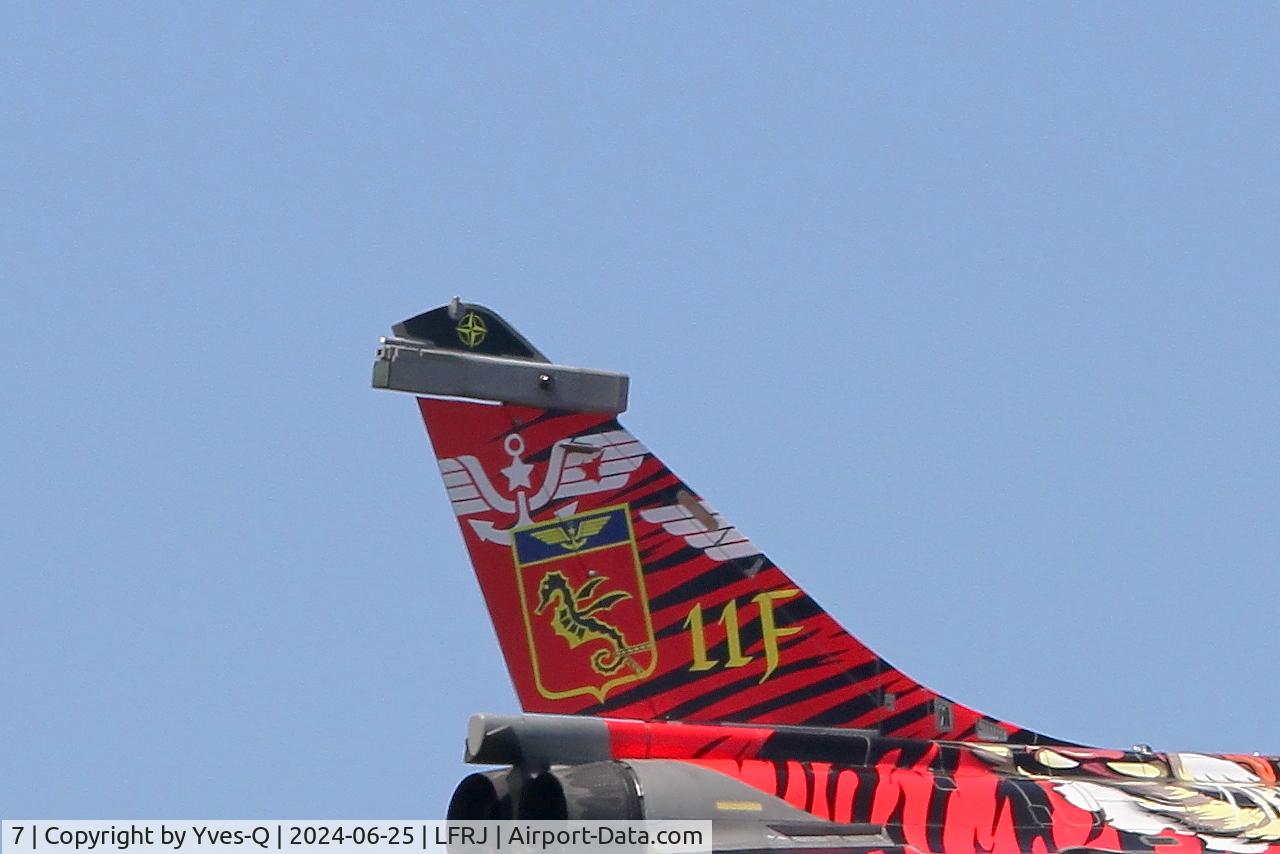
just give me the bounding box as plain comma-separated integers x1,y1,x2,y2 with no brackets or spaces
625,760,822,823
626,760,895,850
372,338,629,414
465,712,613,768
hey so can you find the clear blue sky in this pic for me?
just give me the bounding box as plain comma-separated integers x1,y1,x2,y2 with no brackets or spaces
4,4,1278,817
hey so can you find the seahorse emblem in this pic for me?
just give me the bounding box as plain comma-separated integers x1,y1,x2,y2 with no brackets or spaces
534,571,649,675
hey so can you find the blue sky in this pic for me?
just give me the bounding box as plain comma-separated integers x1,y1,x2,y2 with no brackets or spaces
4,5,1278,817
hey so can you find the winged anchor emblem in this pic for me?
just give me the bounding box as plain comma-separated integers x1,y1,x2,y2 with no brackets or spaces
437,429,647,545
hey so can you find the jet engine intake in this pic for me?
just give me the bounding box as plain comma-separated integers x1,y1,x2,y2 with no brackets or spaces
517,762,643,820
447,770,513,820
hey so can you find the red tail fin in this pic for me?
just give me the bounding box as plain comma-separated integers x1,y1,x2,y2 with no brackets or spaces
382,302,1062,745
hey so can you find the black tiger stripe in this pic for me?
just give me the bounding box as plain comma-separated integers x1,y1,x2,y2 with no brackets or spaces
690,735,731,759
595,631,818,718
933,743,962,775
758,728,873,767
637,545,704,576
773,760,790,799
926,775,951,851
665,650,844,727
825,763,843,821
523,412,619,447
611,470,681,506
729,658,884,727
661,647,841,721
852,767,877,823
877,698,934,735
799,692,882,729
645,564,754,613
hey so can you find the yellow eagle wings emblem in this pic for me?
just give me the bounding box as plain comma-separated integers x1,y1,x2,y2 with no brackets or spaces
529,516,611,551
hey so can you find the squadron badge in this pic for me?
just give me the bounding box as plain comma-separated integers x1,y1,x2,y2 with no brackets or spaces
511,504,656,701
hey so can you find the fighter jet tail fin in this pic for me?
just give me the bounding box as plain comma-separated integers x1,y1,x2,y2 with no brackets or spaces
377,300,1065,745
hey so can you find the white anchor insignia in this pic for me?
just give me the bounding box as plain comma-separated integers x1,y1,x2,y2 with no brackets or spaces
438,430,647,544
498,435,535,491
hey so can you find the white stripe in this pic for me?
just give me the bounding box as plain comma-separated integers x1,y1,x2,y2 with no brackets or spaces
639,506,692,524
639,503,761,561
707,542,760,560
447,484,480,501
657,519,711,536
600,459,641,476
686,530,747,549
451,499,488,516
442,470,472,488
